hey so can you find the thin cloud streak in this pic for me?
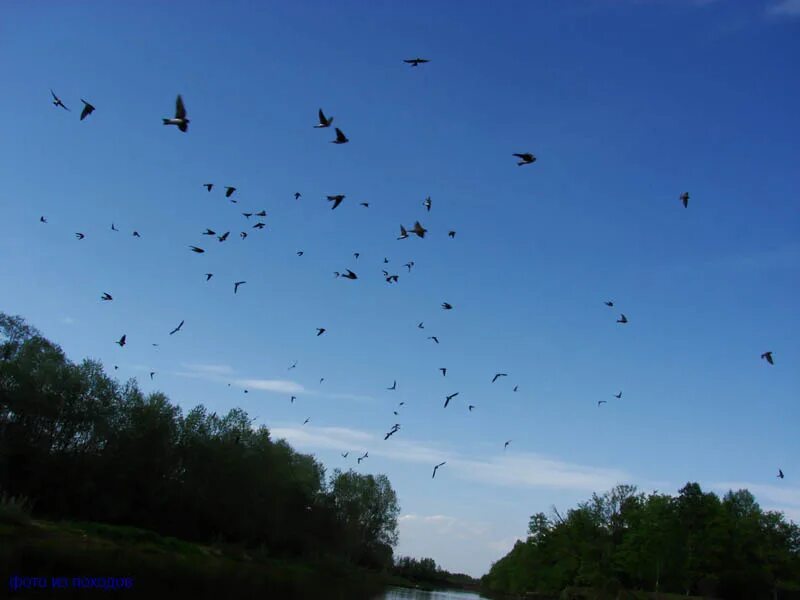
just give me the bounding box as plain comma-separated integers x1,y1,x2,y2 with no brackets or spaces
272,424,635,492
766,0,800,17
233,378,306,394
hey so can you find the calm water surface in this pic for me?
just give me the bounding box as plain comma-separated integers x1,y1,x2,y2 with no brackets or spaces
378,586,491,600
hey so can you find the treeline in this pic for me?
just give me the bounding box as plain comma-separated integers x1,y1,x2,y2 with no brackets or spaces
0,313,399,570
393,555,478,588
482,483,800,599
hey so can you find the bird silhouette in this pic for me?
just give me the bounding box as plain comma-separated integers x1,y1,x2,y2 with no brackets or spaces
341,452,349,458
234,281,246,294
189,246,204,253
50,89,69,111
357,452,368,464
101,293,113,301
492,373,507,383
169,320,185,335
303,418,310,425
242,213,253,219
203,183,214,192
255,210,267,217
404,58,430,67
428,336,439,344
615,391,622,399
504,440,511,450
468,405,475,412
404,262,414,272
387,380,397,391
315,109,333,128
240,232,248,239
680,192,690,208
354,252,360,260
40,216,47,223
203,229,216,236
432,461,446,479
778,469,784,479
79,99,95,120
288,360,298,370
384,427,400,440
598,400,607,407
360,202,369,207
332,127,349,144
253,222,266,229
75,233,85,240
418,322,424,329
341,269,358,280
442,302,453,310
205,273,213,281
513,153,536,166
423,196,432,211
386,274,399,283
440,368,447,376
327,195,345,210
291,396,296,403
410,221,427,238
218,231,230,242
761,351,774,365
444,392,459,408
617,314,628,324
295,192,301,200
513,385,519,392
150,372,155,380
605,301,614,307
111,223,119,231
163,94,188,132
132,231,141,238
316,328,326,336
319,378,325,384
116,334,126,347
225,186,237,198
297,251,304,256
397,225,409,240
448,230,456,238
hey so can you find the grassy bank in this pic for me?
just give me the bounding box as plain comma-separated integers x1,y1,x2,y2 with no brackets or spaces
1,518,387,599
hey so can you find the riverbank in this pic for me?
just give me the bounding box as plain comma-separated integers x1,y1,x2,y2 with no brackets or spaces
2,518,387,599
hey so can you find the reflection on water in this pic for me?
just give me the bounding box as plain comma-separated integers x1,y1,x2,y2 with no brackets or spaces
379,586,490,600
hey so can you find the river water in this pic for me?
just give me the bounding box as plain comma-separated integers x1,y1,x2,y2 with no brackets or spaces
378,586,491,600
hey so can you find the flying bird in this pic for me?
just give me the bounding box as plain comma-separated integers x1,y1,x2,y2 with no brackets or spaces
680,192,689,208
101,293,113,301
315,109,333,128
410,221,427,238
116,334,126,347
492,373,507,383
404,58,430,67
79,99,95,120
225,186,236,197
605,301,614,307
240,232,248,239
441,302,453,310
444,392,459,408
150,372,155,380
778,469,784,479
297,251,304,256
303,418,310,425
341,269,358,280
432,461,446,479
218,231,230,242
386,275,399,283
319,378,325,384
423,196,432,211
761,351,774,365
205,273,213,281
428,336,439,344
203,229,216,236
387,380,397,391
111,223,119,231
327,194,345,210
397,225,409,240
316,328,326,336
417,322,424,329
253,222,266,229
295,192,301,200
440,368,446,376
291,396,296,404
513,385,519,392
341,452,349,458
404,262,414,272
75,233,85,240
50,89,69,111
255,210,267,217
242,213,253,219
288,361,298,370
353,252,360,260
203,183,214,192
448,230,456,238
132,231,141,238
360,202,369,207
234,281,246,294
614,391,622,399
468,405,475,412
332,127,349,144
169,320,185,335
504,440,511,450
513,153,536,166
384,427,400,440
163,94,189,132
189,246,205,253
598,400,607,407
357,452,368,464
40,216,47,223
617,314,628,324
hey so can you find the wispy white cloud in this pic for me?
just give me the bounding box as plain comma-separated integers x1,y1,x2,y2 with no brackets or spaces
233,378,306,394
272,424,633,492
766,0,800,17
181,363,234,376
61,317,76,325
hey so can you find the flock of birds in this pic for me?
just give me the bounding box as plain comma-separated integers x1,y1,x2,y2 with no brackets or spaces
43,56,783,483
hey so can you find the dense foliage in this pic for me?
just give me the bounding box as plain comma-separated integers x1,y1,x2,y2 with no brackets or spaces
482,483,800,599
0,313,399,570
393,555,478,588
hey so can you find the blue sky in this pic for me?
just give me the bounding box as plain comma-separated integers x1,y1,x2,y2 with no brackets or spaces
1,0,799,577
